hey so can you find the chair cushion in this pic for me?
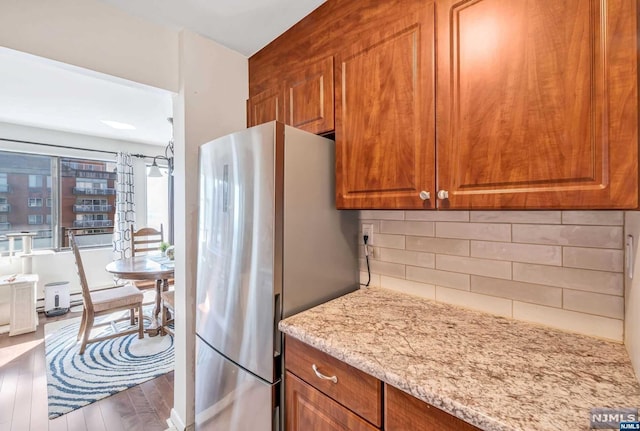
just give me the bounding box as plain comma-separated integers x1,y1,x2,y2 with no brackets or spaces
91,284,143,313
161,290,175,310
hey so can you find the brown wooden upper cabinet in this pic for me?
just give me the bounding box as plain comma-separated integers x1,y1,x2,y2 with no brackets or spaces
436,0,638,209
249,0,639,209
248,56,335,135
335,1,436,209
247,86,283,127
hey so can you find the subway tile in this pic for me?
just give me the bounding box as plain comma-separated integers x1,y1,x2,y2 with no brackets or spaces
512,224,623,249
513,263,623,295
360,210,405,221
470,211,561,224
406,266,470,290
436,222,511,242
562,211,624,226
378,248,435,268
360,272,380,287
371,233,405,249
436,255,512,280
513,301,623,341
360,258,405,278
405,211,469,222
471,276,562,307
380,276,435,300
435,286,512,317
380,220,435,237
470,241,561,266
563,289,624,320
406,236,469,256
563,247,624,272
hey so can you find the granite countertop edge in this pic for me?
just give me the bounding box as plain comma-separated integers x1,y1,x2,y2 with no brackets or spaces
279,320,510,431
278,287,640,431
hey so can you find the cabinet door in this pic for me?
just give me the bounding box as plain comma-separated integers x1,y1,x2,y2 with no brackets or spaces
283,56,334,135
247,86,283,127
436,0,638,209
385,385,481,431
285,372,379,431
335,1,436,209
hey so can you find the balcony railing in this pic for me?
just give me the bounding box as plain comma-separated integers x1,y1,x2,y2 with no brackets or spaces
0,184,10,193
73,220,113,228
0,204,9,212
62,227,114,248
75,170,117,180
0,222,11,231
72,187,116,195
73,204,113,213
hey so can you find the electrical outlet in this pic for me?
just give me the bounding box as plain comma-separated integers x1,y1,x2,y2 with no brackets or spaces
362,223,374,245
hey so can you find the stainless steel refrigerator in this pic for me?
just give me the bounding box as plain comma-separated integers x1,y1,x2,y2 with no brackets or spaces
195,121,359,431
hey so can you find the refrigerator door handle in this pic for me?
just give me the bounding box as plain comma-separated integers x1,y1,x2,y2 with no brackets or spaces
222,164,229,213
273,293,281,356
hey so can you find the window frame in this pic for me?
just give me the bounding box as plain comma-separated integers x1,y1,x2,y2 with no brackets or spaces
0,150,121,254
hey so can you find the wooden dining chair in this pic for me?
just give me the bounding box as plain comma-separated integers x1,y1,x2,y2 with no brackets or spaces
130,224,164,256
160,290,174,336
69,232,145,354
129,224,167,290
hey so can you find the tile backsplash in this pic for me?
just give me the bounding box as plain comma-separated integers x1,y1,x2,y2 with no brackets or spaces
359,210,624,341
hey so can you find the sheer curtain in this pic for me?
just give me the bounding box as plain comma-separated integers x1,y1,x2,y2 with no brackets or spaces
112,152,136,260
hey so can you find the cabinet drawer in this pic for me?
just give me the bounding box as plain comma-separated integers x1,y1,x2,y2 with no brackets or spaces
286,371,379,431
285,336,382,427
385,384,481,431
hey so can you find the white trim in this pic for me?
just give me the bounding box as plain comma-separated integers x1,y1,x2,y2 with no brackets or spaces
169,408,188,431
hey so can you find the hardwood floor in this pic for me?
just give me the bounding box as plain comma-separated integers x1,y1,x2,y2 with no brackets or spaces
0,310,174,431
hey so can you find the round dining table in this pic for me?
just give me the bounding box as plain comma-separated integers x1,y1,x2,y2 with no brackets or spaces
105,255,174,336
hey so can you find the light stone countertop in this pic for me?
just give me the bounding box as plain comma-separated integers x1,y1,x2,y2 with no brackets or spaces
279,287,640,431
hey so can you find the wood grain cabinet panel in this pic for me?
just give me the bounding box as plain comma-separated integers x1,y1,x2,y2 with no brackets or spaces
285,336,382,427
335,1,436,209
435,0,638,209
247,86,283,127
285,372,379,431
284,56,334,135
385,385,481,431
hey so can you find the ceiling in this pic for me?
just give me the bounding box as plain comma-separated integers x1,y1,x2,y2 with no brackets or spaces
0,48,174,146
98,0,327,56
0,2,324,146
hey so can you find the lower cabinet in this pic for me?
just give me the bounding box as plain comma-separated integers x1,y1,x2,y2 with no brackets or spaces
284,335,482,431
285,372,379,431
385,385,481,431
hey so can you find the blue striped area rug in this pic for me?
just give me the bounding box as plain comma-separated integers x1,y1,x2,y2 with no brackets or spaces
44,309,174,419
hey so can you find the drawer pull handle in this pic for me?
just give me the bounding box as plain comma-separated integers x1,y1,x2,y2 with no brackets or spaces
312,364,338,384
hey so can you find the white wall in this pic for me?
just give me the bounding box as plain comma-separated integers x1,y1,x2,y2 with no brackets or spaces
0,3,249,429
0,0,179,92
172,30,248,430
625,212,640,378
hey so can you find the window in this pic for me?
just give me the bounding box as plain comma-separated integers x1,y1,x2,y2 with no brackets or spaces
28,214,44,225
76,178,108,190
146,165,170,235
28,198,43,207
0,151,118,252
29,174,42,188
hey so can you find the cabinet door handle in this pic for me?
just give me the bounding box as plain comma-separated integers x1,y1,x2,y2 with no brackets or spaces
437,190,449,200
312,364,338,383
419,191,431,200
